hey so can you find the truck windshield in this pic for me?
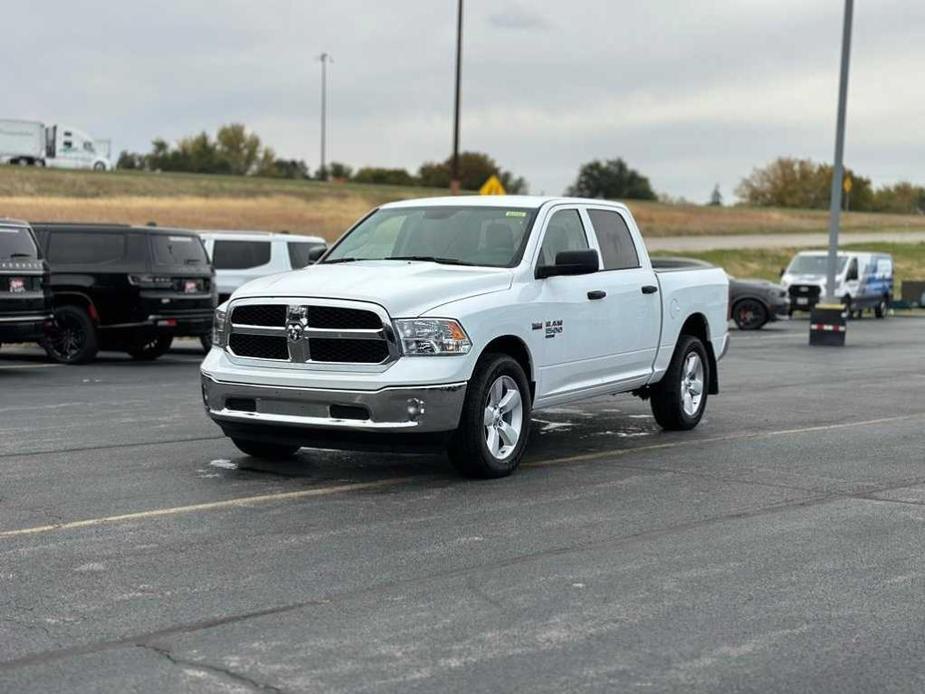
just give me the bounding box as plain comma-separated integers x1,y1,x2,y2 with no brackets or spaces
788,255,848,275
324,206,538,268
150,233,209,266
0,227,39,260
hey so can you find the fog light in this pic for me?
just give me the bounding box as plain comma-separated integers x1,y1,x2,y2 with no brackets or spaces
406,398,425,421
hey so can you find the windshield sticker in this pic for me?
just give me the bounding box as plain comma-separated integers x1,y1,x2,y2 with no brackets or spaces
505,211,527,218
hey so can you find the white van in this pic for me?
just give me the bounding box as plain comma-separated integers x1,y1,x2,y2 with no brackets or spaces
199,231,327,304
781,250,894,318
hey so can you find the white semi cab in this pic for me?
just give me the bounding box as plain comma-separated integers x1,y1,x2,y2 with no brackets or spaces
201,196,729,478
0,120,111,170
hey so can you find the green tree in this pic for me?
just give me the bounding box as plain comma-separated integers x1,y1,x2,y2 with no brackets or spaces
871,182,925,214
353,167,415,186
216,124,261,175
417,151,528,193
565,158,656,200
736,157,872,210
317,162,352,181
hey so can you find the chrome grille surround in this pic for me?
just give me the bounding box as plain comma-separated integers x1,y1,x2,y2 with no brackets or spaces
224,297,399,371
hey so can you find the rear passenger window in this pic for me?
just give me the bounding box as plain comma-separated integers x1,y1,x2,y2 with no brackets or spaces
588,209,639,271
288,242,325,269
48,232,125,265
538,210,589,266
212,240,271,269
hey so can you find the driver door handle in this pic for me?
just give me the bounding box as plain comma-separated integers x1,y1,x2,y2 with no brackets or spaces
641,285,659,294
587,290,607,300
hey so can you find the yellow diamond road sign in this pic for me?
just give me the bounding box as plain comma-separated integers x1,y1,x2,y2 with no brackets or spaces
843,175,852,193
479,175,506,196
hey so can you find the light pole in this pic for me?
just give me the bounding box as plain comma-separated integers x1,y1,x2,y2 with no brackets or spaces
450,0,463,194
319,52,332,181
824,0,853,302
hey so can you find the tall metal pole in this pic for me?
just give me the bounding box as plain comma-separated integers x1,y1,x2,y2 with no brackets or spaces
825,0,853,302
319,52,331,181
450,0,463,194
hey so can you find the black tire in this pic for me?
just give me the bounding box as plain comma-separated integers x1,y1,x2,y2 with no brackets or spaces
448,353,531,479
126,335,173,361
732,298,769,330
843,296,853,319
232,438,300,460
875,296,889,319
93,162,106,171
200,334,213,352
650,335,709,431
43,305,98,364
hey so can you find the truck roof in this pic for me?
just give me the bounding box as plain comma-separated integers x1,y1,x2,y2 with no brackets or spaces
30,222,201,237
198,230,325,243
380,195,631,211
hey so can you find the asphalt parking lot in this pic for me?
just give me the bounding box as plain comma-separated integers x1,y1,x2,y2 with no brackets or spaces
2,316,924,693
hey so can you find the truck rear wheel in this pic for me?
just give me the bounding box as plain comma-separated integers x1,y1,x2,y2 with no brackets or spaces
126,335,173,361
448,353,531,479
650,335,709,431
232,438,300,460
43,306,99,364
875,296,889,319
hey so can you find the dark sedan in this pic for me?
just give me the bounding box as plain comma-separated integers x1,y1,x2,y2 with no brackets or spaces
729,276,789,330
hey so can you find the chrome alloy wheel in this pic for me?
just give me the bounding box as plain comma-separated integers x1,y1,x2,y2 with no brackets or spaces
681,352,705,417
482,375,524,460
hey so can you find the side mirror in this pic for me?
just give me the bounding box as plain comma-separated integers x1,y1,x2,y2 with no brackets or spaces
779,267,786,278
536,249,600,279
308,245,327,263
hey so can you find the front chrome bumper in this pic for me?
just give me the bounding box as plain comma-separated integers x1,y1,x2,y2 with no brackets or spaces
201,373,467,433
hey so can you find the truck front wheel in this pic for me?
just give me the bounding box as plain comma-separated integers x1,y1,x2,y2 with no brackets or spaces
231,438,301,460
650,335,709,431
448,353,531,479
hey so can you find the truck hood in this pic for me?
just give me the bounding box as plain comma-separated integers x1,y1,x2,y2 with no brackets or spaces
231,260,514,317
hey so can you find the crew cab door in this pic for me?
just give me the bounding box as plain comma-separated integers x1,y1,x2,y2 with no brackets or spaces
530,207,616,399
584,207,660,384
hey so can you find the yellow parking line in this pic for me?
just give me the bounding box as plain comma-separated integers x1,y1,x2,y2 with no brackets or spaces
0,478,415,540
1,413,921,540
0,363,62,370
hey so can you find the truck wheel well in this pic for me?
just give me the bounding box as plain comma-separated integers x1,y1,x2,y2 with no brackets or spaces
53,292,98,322
482,336,535,400
680,313,719,395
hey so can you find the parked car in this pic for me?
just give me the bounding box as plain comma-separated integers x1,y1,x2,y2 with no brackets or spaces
201,196,729,478
729,276,789,330
31,223,216,363
781,250,893,318
0,219,51,350
197,231,326,351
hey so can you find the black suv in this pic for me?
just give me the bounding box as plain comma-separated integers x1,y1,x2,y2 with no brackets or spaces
32,223,216,363
0,219,52,349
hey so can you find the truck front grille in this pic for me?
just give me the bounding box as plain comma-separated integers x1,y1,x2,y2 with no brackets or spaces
226,301,395,365
310,338,390,363
229,333,289,360
231,304,287,326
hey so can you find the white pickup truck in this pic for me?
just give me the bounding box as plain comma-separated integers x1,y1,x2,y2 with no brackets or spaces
201,196,729,478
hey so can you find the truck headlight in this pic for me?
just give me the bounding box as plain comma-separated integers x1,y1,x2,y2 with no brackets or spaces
394,318,471,356
212,305,228,348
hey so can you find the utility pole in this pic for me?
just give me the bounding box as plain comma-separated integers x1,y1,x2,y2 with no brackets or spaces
825,0,853,302
450,0,463,194
319,52,332,181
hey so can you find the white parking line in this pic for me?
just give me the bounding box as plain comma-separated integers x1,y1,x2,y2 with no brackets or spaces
1,412,922,541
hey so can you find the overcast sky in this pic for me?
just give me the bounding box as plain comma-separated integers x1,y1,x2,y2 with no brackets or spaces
5,1,922,200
